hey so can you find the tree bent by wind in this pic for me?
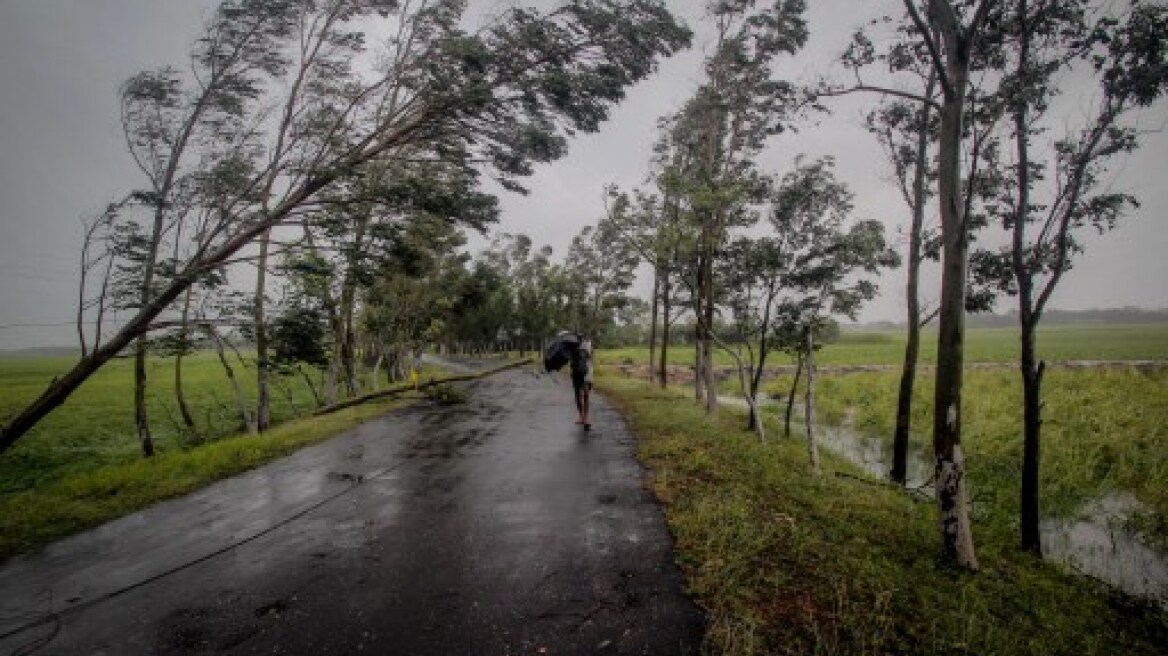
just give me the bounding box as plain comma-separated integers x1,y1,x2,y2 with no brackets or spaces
0,0,691,456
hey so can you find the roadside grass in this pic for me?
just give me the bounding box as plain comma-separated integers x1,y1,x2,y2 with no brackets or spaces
596,323,1168,368
601,374,1168,655
0,394,412,560
762,367,1168,543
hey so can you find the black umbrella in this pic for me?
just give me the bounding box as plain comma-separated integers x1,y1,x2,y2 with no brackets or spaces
543,331,581,372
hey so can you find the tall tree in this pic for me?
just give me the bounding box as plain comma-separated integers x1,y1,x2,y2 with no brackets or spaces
769,157,899,470
1,0,692,454
669,0,808,415
844,23,944,484
564,216,639,341
903,0,997,570
970,0,1168,555
868,88,942,485
719,236,785,436
115,0,298,453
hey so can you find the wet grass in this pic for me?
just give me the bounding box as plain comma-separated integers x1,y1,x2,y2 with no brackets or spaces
767,366,1168,543
597,323,1168,368
601,374,1168,655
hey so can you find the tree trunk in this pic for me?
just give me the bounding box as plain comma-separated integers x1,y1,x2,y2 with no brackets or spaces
1013,0,1041,556
804,331,820,472
892,74,934,486
372,354,384,392
932,21,978,569
747,294,774,433
648,264,660,383
701,249,718,414
338,209,370,397
326,354,339,405
784,352,803,438
693,333,704,402
892,327,919,484
133,197,170,457
659,274,670,388
1019,321,1043,555
174,287,196,429
133,339,154,457
208,325,256,434
254,228,272,431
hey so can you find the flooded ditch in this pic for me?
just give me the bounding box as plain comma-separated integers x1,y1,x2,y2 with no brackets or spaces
717,393,1168,607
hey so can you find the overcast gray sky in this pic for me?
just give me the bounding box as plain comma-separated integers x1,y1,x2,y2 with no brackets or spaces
1,0,1166,349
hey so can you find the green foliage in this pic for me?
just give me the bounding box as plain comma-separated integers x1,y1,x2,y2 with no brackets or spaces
269,307,330,368
602,375,1167,655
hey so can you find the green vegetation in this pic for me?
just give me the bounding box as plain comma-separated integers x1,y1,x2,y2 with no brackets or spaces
596,323,1168,368
601,374,1167,655
769,366,1168,543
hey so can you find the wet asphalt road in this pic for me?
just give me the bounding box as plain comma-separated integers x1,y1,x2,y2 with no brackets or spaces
0,364,703,655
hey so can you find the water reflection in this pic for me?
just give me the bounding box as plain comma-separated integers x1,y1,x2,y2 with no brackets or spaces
1041,494,1167,606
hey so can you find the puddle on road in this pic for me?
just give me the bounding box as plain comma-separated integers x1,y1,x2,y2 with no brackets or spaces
718,394,1168,606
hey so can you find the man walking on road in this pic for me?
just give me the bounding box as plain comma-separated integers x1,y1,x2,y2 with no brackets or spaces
570,336,594,430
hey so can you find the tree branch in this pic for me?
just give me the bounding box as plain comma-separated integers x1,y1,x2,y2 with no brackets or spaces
820,84,941,112
903,0,956,100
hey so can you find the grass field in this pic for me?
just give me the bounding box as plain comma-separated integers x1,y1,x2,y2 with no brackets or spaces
0,352,357,495
762,367,1168,543
596,323,1168,368
601,374,1167,655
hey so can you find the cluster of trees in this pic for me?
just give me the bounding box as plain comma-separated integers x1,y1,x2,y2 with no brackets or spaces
596,0,1166,569
604,0,900,454
833,0,1167,565
0,0,691,452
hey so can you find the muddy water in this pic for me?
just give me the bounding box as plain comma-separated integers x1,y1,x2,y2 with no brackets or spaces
718,394,1168,606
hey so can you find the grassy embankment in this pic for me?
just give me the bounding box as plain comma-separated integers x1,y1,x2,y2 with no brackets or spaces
0,352,458,559
602,324,1168,540
601,373,1167,655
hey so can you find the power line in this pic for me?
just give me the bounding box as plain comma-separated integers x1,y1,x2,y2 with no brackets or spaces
0,320,123,330
0,321,76,329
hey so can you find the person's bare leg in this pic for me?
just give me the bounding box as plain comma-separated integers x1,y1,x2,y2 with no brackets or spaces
574,382,585,424
582,385,591,429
